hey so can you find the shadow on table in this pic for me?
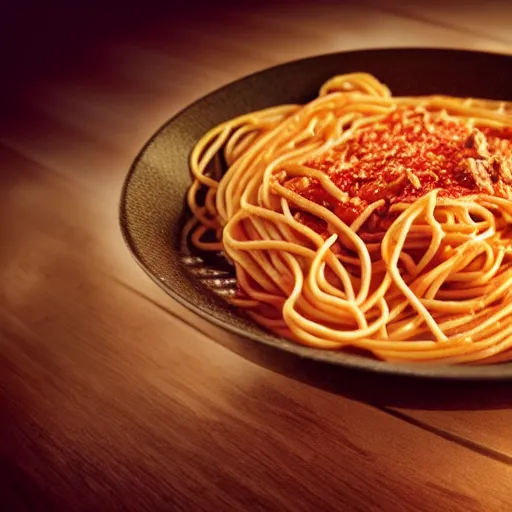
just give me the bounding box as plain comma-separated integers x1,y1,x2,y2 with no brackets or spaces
206,328,512,411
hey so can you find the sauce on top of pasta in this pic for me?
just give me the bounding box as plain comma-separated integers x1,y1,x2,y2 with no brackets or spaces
282,108,512,232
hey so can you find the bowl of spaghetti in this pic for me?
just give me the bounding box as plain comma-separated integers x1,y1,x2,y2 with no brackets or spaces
120,48,512,379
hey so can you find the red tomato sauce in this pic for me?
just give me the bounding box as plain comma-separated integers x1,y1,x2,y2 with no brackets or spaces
282,107,512,234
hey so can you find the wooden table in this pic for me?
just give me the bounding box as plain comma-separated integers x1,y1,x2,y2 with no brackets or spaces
1,2,511,511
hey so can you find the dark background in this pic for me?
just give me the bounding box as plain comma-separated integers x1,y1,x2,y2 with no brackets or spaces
3,0,508,110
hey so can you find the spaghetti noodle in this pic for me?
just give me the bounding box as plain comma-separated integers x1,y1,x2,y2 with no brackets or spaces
186,73,512,364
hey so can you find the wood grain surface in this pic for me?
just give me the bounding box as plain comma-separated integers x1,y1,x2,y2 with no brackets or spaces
1,2,511,511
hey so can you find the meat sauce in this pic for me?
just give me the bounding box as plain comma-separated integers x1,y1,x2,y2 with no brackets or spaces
282,108,512,234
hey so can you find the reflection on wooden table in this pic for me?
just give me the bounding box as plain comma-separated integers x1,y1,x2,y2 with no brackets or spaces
1,1,511,511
